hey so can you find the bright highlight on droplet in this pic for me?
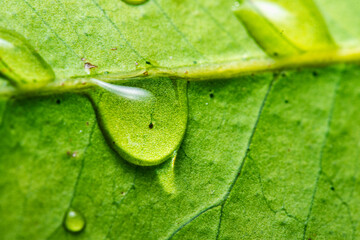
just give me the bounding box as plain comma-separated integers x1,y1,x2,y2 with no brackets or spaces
90,78,154,101
0,28,55,88
63,209,86,233
122,0,148,5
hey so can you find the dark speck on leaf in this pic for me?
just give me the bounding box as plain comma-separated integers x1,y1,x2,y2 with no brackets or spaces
56,99,61,104
273,52,278,57
143,71,149,76
149,123,154,129
284,99,289,104
330,186,335,191
281,73,287,77
313,71,318,77
146,61,151,65
84,62,98,71
209,93,214,98
86,122,89,126
112,141,115,144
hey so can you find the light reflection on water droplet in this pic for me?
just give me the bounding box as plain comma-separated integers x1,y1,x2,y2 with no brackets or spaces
90,78,154,101
0,28,55,88
122,0,148,5
63,209,86,233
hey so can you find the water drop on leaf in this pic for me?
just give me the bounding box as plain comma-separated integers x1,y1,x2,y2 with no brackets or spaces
233,0,336,57
87,78,188,166
63,209,85,233
0,28,55,88
122,0,148,5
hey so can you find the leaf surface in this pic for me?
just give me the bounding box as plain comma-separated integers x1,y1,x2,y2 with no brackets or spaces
0,0,360,239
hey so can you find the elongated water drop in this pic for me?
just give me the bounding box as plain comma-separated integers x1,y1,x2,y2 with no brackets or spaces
0,28,55,88
63,209,86,233
122,0,148,5
87,78,188,166
233,0,336,57
90,78,154,101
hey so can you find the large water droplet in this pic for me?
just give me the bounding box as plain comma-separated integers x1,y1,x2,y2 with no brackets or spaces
87,78,188,166
0,28,55,88
122,0,148,5
63,209,86,233
233,0,336,57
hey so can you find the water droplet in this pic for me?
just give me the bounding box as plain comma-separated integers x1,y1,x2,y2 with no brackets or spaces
0,28,55,88
63,209,85,233
233,0,336,57
87,78,188,166
122,0,148,5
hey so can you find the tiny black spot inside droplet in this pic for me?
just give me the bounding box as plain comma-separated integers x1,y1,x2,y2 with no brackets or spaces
149,123,154,129
56,99,61,104
145,61,151,65
313,71,318,77
284,99,289,104
209,93,214,98
330,186,335,191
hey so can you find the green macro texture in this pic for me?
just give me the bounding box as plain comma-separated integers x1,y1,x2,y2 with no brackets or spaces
1,0,360,239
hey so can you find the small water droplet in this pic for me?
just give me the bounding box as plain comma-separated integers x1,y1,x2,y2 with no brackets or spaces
122,0,148,5
0,28,55,88
63,209,86,233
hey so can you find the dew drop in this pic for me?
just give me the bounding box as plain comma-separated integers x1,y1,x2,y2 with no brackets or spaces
0,28,55,88
63,209,86,233
122,0,148,5
233,0,336,57
87,78,188,166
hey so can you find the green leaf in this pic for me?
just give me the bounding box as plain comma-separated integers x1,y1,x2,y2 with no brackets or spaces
1,0,360,239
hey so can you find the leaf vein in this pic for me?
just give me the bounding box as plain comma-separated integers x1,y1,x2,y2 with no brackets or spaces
22,0,81,58
302,71,342,240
